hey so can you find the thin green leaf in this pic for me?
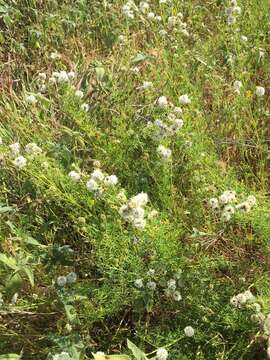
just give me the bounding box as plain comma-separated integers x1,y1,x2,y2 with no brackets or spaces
0,254,18,270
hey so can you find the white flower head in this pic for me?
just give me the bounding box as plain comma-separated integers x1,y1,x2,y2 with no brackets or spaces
233,80,242,91
37,72,46,82
68,71,76,79
118,35,126,43
157,145,172,161
133,217,146,230
173,290,182,301
13,156,27,169
9,142,20,156
26,94,37,105
157,96,168,108
141,81,153,90
223,205,235,215
75,90,84,98
171,118,184,132
25,143,42,155
91,169,104,182
167,279,176,291
243,290,254,302
179,94,191,105
147,12,155,20
235,201,251,213
139,1,149,13
130,192,148,207
219,190,236,204
156,348,168,360
50,52,61,60
184,326,195,337
221,211,231,222
236,293,247,305
246,195,256,206
233,6,241,14
241,35,248,42
57,70,69,83
66,272,77,283
209,197,219,210
134,278,144,288
86,179,99,192
227,15,236,25
56,276,67,287
225,7,234,16
104,175,118,186
147,281,156,290
147,269,155,276
181,29,189,37
255,86,265,97
159,29,168,37
174,106,182,114
81,103,89,112
68,171,81,182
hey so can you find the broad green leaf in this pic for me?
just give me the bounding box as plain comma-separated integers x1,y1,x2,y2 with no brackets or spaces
23,236,43,247
0,254,18,270
0,355,21,360
127,340,147,360
64,304,77,323
24,267,34,287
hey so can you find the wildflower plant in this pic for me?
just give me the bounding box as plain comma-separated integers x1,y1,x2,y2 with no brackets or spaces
0,0,270,359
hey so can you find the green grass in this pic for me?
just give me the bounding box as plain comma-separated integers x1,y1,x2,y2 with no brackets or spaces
0,0,270,359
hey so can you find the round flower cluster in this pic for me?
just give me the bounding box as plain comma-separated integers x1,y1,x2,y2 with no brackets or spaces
167,13,190,37
86,168,118,196
208,191,256,222
122,1,137,19
25,143,42,155
165,278,182,301
135,269,183,302
233,80,242,94
179,94,191,105
225,0,241,25
8,141,43,170
255,86,265,97
49,70,76,84
156,348,168,360
25,94,38,105
56,272,77,287
184,325,195,337
230,289,255,308
157,144,172,161
230,289,270,357
150,113,184,140
119,192,149,230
